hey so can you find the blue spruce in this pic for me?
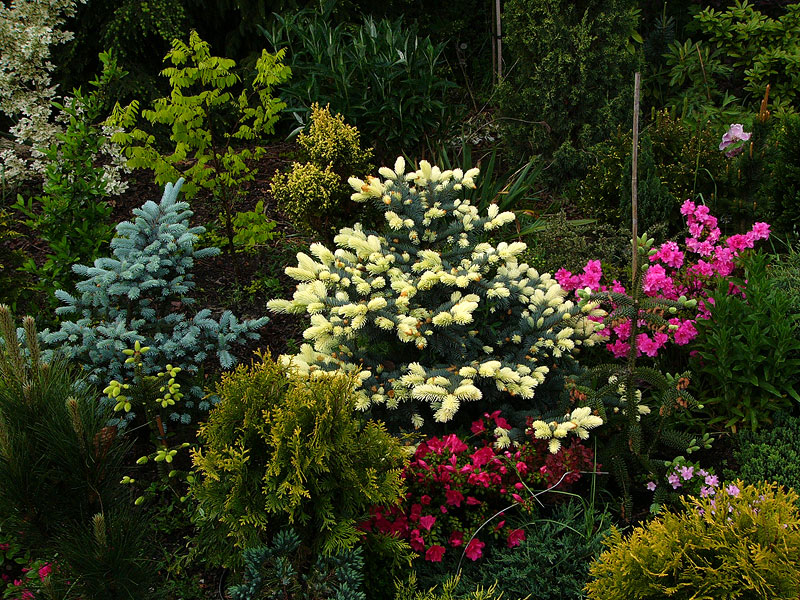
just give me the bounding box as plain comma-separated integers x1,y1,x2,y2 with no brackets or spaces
42,179,269,420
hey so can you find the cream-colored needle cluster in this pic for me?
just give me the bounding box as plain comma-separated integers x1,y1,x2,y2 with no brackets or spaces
528,407,604,453
269,157,606,426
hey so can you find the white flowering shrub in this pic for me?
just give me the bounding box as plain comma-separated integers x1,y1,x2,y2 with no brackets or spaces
269,158,606,427
0,0,128,193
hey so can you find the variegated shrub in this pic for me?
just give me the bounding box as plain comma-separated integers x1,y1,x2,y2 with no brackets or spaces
269,158,606,427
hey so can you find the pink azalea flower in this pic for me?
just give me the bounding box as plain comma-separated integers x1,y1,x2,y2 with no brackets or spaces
646,481,657,491
465,538,485,561
680,465,694,481
38,564,52,581
668,473,682,489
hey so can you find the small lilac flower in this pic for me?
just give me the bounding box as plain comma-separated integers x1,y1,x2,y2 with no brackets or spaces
726,484,740,497
719,123,751,157
700,486,714,498
668,473,682,489
698,469,708,477
680,466,694,481
705,474,719,487
646,481,657,491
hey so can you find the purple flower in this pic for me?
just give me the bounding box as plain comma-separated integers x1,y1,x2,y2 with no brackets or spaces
700,485,714,498
646,481,657,491
668,473,682,489
680,466,694,481
726,484,740,497
705,474,719,487
719,123,751,157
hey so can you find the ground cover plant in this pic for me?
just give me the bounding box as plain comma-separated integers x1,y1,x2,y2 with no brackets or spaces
3,1,800,599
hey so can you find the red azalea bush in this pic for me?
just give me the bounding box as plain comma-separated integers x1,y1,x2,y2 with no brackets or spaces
362,412,596,563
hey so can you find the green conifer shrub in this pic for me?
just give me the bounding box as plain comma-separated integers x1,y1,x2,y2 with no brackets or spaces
0,306,153,598
268,158,606,429
761,113,800,236
109,30,291,252
730,411,800,495
586,481,800,599
454,501,613,600
41,180,269,422
228,529,366,600
498,0,640,159
271,103,373,239
189,354,406,567
395,573,510,600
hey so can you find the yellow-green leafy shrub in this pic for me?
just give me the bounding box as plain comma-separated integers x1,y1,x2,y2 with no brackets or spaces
271,104,372,238
189,354,406,566
586,480,800,599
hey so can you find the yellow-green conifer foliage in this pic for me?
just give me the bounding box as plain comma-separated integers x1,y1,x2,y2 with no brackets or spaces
189,354,406,566
586,481,800,599
271,104,372,238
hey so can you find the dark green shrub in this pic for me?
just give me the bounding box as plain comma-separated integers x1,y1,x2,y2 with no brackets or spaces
14,52,124,302
271,104,373,239
690,252,800,431
229,529,365,600
729,411,800,495
189,355,407,567
578,110,726,233
498,0,640,159
586,481,800,599
761,113,800,236
524,212,633,286
456,501,614,600
0,306,152,599
261,8,455,156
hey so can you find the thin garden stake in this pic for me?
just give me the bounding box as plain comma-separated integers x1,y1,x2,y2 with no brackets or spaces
631,71,641,283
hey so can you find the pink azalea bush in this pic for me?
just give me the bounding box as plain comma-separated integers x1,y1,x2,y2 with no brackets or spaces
556,201,770,359
362,411,596,563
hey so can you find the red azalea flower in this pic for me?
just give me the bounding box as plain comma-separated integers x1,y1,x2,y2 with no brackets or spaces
445,489,464,507
409,529,425,552
470,419,486,434
420,494,432,505
449,531,464,547
465,538,485,561
466,496,481,506
419,514,436,531
471,446,495,467
507,528,526,548
443,433,468,454
425,544,446,562
495,415,511,430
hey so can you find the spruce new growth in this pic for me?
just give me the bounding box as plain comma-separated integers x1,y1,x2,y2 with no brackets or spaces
42,180,268,420
269,158,606,427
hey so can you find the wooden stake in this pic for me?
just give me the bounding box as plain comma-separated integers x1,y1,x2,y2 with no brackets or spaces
495,0,503,80
631,72,641,283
